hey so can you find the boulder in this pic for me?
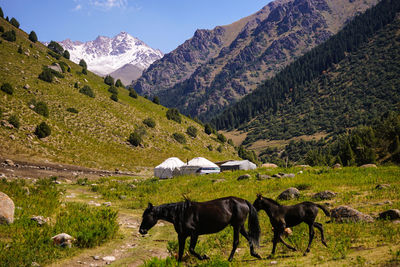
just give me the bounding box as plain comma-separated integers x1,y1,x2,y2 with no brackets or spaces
103,202,111,207
102,256,116,262
23,84,30,89
330,206,374,223
262,163,278,168
256,173,272,180
47,63,62,73
295,165,310,168
4,159,15,166
379,209,400,220
375,184,390,190
282,173,295,178
332,163,341,169
237,174,251,181
313,190,337,200
360,164,377,168
0,192,15,224
51,233,75,248
277,188,300,200
31,215,48,226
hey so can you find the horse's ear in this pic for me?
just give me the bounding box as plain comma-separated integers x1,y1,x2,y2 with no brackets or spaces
147,203,153,210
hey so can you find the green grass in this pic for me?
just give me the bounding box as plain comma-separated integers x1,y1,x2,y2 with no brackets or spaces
85,166,400,266
0,178,119,267
0,17,237,171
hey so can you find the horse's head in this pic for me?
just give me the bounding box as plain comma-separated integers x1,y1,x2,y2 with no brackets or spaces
139,203,158,235
253,194,263,211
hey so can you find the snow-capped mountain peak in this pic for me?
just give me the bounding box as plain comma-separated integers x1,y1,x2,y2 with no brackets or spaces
52,32,163,78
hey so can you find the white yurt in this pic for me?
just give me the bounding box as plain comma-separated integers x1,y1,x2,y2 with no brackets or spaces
154,157,185,179
220,160,257,171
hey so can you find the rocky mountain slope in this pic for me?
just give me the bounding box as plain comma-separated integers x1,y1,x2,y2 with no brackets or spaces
52,32,163,85
0,18,236,171
133,0,377,120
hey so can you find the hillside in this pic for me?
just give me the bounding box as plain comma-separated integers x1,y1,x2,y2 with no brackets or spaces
213,0,400,149
133,0,377,120
0,18,237,172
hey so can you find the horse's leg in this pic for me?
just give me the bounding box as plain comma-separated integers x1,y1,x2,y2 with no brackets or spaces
228,226,240,262
278,235,297,251
313,222,328,247
304,224,315,256
177,234,187,262
240,225,261,259
189,234,209,260
268,231,280,259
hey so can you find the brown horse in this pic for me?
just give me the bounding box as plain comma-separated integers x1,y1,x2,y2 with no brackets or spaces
139,196,261,262
253,194,330,257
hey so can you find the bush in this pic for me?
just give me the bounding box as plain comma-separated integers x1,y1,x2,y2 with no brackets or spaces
63,50,70,59
205,124,213,135
82,68,87,75
0,7,3,18
35,122,51,138
79,59,87,69
38,68,53,83
28,31,38,42
79,85,95,98
166,108,181,123
47,50,60,59
217,145,223,152
74,82,79,89
2,30,16,42
217,133,227,143
207,144,213,151
66,107,79,113
47,41,64,55
17,45,22,54
33,101,49,117
8,114,20,129
115,79,124,87
129,88,138,98
110,93,118,102
143,118,156,128
0,26,4,33
10,17,20,28
172,132,186,144
228,139,234,146
152,96,160,105
108,85,118,94
186,126,198,138
1,82,13,95
128,132,142,147
104,75,114,86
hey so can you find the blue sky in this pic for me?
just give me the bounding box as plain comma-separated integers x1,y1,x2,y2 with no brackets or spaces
0,0,271,53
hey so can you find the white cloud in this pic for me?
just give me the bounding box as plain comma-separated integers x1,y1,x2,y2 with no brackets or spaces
90,0,128,9
74,4,82,10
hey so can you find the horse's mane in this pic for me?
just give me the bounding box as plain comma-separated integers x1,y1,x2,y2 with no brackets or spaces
263,197,281,206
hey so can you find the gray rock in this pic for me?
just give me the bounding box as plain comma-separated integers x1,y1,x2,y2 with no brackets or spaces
24,84,30,89
331,206,374,223
313,190,337,200
47,63,62,73
237,174,251,181
31,262,40,267
360,164,377,168
51,233,75,247
31,215,48,226
102,256,116,262
1,120,14,129
92,255,100,260
103,202,111,207
4,159,15,166
277,187,300,200
375,184,390,190
0,192,15,224
256,173,272,180
282,173,295,178
379,209,400,220
333,163,341,169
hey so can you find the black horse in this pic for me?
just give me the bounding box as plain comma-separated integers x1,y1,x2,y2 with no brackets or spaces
139,196,261,262
253,194,330,257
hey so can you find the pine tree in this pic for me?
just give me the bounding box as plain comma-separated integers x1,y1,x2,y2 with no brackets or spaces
152,96,160,105
48,41,64,55
10,17,19,28
204,124,212,135
79,59,87,69
0,7,3,18
63,50,70,59
115,79,124,87
28,31,38,43
104,75,114,86
129,88,138,99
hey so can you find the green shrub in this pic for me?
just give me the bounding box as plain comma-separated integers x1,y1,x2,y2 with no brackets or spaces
108,85,118,94
10,17,20,28
48,50,60,59
205,124,213,135
38,68,53,83
82,68,87,75
228,139,234,146
17,45,22,54
58,61,68,73
143,118,156,128
110,93,118,102
8,114,20,129
152,96,160,105
128,132,142,147
74,82,79,89
115,79,124,87
28,31,38,42
166,108,181,123
217,133,227,143
217,145,223,152
129,88,138,98
79,85,95,98
0,26,4,33
1,30,16,42
35,122,51,138
104,75,114,86
66,107,79,114
172,132,186,144
186,126,198,138
47,41,64,55
79,59,87,69
33,101,49,117
63,50,70,59
1,82,13,95
0,7,3,18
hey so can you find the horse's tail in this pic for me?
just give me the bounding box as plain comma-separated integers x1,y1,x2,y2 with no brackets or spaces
316,203,331,217
245,200,260,247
